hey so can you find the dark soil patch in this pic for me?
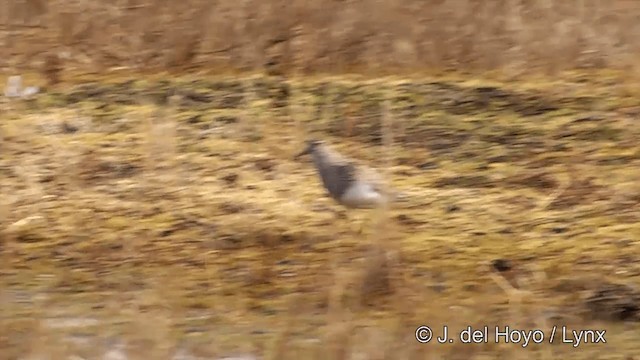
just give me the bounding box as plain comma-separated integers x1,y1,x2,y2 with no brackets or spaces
585,282,640,322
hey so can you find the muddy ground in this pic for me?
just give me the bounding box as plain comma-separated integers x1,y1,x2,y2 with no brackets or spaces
1,70,640,359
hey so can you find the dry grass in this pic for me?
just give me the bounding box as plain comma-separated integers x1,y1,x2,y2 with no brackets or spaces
2,2,639,358
1,70,640,359
2,0,640,77
3,2,640,359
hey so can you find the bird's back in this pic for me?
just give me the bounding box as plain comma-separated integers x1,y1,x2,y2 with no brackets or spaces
301,141,408,209
311,145,357,201
309,143,396,208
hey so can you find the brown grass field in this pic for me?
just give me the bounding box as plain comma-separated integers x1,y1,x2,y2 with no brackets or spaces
2,1,640,360
3,0,640,75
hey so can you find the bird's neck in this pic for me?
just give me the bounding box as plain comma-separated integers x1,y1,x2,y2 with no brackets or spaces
311,146,341,170
311,152,329,173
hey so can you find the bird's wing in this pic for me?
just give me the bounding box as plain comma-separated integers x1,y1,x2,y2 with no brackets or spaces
322,163,358,199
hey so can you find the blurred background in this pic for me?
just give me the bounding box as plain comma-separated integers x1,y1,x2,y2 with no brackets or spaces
2,0,640,359
3,0,640,74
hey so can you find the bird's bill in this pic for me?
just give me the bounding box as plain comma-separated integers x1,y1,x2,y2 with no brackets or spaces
294,146,311,160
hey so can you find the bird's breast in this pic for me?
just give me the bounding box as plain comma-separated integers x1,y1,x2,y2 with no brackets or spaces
339,182,385,208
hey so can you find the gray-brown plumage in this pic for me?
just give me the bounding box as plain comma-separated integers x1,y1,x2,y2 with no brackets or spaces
295,139,402,209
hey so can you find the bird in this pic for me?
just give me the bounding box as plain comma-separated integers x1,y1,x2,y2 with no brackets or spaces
294,139,407,234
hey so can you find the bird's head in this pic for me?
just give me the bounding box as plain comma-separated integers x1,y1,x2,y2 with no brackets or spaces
294,139,322,160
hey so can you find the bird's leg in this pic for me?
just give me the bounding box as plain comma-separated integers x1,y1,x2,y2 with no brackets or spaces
356,216,365,235
331,208,357,235
337,209,358,235
333,208,347,221
354,211,370,236
363,206,388,239
345,210,359,235
358,221,370,236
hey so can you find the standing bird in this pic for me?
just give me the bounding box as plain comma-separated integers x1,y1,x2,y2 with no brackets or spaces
295,140,406,233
